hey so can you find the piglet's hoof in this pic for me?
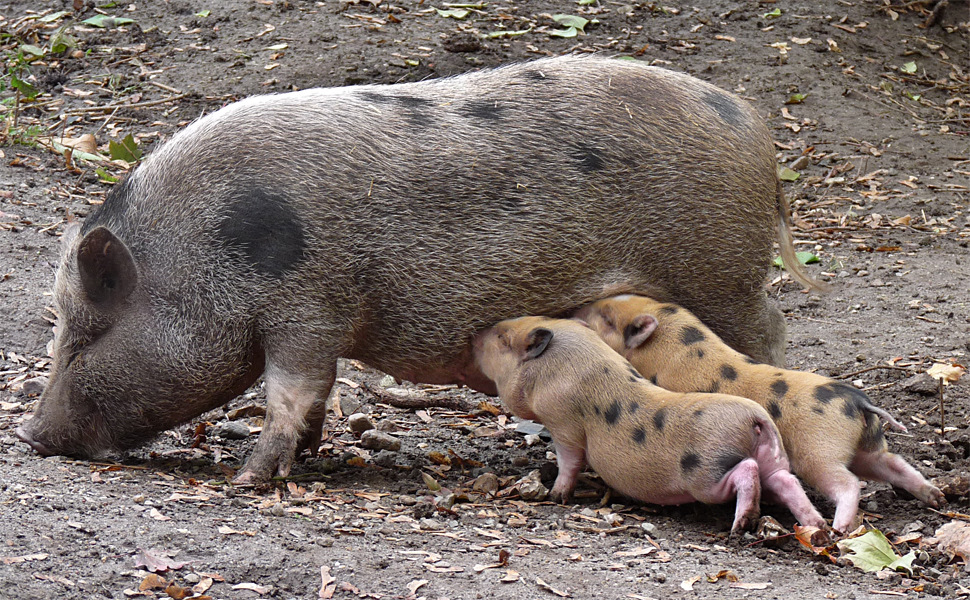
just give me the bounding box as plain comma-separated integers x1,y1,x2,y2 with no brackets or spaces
549,487,573,505
233,441,296,486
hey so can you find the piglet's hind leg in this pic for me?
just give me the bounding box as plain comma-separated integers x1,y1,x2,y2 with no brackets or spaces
550,443,586,504
762,469,826,528
850,450,945,507
702,457,762,533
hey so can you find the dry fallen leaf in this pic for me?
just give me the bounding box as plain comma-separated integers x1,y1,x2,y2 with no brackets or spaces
319,566,336,599
138,573,168,591
406,579,428,595
164,583,190,599
0,552,49,565
731,582,772,590
134,548,188,573
192,578,213,595
501,569,520,583
536,577,570,598
231,582,272,594
927,363,965,385
935,521,970,571
149,508,171,521
680,575,701,591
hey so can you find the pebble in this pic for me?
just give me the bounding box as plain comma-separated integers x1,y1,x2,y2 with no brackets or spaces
184,573,201,584
360,430,401,452
472,472,499,496
348,413,375,434
902,373,939,396
372,450,398,468
641,522,658,536
512,470,548,501
212,421,250,440
419,518,441,530
790,155,810,170
511,456,529,468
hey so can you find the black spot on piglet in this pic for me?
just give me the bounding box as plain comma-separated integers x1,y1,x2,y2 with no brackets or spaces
768,402,782,419
653,407,668,431
720,365,738,381
771,379,789,398
681,452,700,474
679,326,705,345
604,400,622,425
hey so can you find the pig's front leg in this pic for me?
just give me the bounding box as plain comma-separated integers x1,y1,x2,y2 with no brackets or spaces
549,442,587,504
234,362,336,484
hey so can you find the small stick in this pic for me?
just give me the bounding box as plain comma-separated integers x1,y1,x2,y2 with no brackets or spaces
360,382,477,411
835,365,916,379
938,377,945,438
66,93,188,114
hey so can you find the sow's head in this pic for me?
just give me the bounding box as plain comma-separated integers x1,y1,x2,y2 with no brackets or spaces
17,200,263,459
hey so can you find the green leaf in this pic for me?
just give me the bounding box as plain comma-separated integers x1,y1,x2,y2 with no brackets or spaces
614,56,639,61
837,530,915,575
578,0,596,4
900,61,917,74
421,471,442,493
108,133,143,163
549,26,579,38
195,9,211,18
763,8,781,18
435,8,469,19
49,30,78,54
38,11,70,23
773,252,819,268
552,14,589,32
904,91,921,101
486,28,531,38
10,76,39,99
777,166,801,182
785,93,808,105
443,2,486,7
20,44,45,57
879,81,893,93
81,14,135,28
95,167,119,183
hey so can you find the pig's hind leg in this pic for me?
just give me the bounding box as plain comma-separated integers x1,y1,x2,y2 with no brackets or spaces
235,362,337,485
850,450,945,508
550,443,587,504
699,457,762,533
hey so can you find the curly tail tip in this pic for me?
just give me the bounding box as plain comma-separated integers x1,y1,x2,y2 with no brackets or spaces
865,403,907,432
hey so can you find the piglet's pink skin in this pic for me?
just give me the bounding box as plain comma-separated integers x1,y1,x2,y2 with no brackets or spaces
576,295,945,533
474,316,824,533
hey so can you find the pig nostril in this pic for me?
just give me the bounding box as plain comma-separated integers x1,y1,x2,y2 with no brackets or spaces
15,426,54,456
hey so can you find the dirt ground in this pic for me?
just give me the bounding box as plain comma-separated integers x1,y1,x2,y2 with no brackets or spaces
1,1,969,599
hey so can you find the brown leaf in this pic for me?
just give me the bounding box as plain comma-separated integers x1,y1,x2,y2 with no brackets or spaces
406,579,428,595
501,569,520,583
536,577,570,597
165,583,190,599
133,548,188,573
191,578,213,595
138,574,168,591
319,566,336,599
935,521,970,570
927,363,965,385
681,575,701,591
0,553,49,565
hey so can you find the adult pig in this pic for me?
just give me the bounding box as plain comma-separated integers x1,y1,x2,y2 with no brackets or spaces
17,55,817,483
474,316,825,532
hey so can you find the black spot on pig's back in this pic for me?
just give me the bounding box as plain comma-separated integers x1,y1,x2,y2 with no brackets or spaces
702,91,746,128
216,189,306,277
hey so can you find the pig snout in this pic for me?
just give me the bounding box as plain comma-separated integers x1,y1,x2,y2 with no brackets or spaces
15,424,54,457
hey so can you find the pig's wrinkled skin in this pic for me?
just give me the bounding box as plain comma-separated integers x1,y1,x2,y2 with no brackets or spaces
18,55,817,483
474,317,825,532
576,295,946,533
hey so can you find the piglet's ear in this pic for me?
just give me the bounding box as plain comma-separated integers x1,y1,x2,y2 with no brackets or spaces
77,226,138,307
623,315,657,350
523,328,553,360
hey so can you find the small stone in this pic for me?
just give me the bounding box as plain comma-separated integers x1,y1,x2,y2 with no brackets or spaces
419,517,441,530
213,421,250,440
511,470,548,501
814,563,829,576
865,501,878,511
514,419,548,437
435,493,457,510
339,395,362,416
269,503,286,517
442,32,483,53
524,434,542,447
653,572,666,583
903,520,925,534
412,501,435,520
511,456,529,468
472,472,499,496
364,501,381,511
372,450,398,468
348,413,375,435
360,430,401,452
641,522,658,536
183,573,201,584
379,375,396,387
902,373,939,396
790,155,810,170
852,379,865,389
871,278,886,287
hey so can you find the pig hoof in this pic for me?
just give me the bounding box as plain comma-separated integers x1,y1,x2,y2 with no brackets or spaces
922,485,946,508
549,489,572,505
296,423,324,458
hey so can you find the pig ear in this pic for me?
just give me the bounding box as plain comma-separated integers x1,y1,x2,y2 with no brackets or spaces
77,226,138,306
523,328,553,360
623,315,658,350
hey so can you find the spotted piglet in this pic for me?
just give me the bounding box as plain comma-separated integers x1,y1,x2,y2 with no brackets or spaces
575,295,945,533
473,316,825,532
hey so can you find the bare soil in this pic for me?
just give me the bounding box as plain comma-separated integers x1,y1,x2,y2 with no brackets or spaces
1,1,969,599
